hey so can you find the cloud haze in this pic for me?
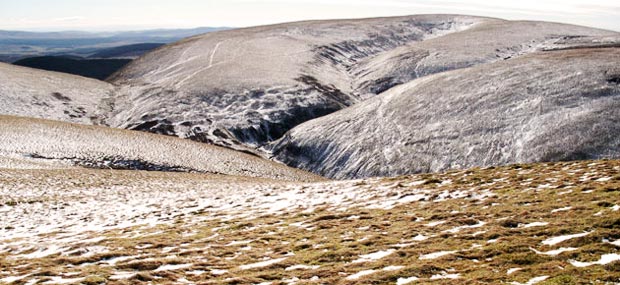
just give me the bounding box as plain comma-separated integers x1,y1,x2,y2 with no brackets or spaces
0,0,618,31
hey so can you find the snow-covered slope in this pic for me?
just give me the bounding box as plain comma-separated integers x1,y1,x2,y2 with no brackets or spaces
108,16,616,152
0,115,320,182
350,22,618,95
0,63,114,125
1,15,618,180
97,17,508,148
271,46,620,179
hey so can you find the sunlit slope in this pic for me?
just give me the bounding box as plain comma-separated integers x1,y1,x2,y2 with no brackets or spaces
0,115,320,182
0,63,114,125
109,15,615,152
107,15,484,149
271,46,620,179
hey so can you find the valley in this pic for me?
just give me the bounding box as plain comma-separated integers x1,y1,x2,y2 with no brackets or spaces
0,13,619,285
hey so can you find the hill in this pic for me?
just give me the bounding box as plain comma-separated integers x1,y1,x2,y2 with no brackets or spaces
108,15,616,152
0,115,320,182
270,44,620,179
1,159,618,284
0,62,114,125
13,56,131,80
2,16,619,178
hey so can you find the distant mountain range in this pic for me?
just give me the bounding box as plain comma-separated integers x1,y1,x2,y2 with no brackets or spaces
0,27,229,39
0,27,230,62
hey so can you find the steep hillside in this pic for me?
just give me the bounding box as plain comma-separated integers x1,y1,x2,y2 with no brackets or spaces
271,45,620,179
13,56,131,80
108,15,615,151
106,15,484,148
0,115,320,182
1,160,619,284
350,23,620,95
0,63,114,125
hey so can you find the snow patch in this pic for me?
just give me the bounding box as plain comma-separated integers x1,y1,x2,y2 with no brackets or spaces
430,272,460,279
352,249,395,263
569,253,620,267
510,276,549,285
1,274,30,283
285,265,320,271
420,250,457,260
109,272,136,280
396,276,419,284
520,222,548,228
531,247,577,256
346,269,377,280
412,234,429,241
383,265,404,271
551,206,572,213
226,240,253,246
542,232,591,246
154,263,192,272
239,257,287,270
425,221,446,227
604,239,620,247
41,276,84,284
211,269,228,275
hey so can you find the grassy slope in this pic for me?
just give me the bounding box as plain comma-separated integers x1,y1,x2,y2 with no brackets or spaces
1,159,619,284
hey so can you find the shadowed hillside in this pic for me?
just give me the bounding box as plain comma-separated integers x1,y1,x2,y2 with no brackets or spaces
87,43,166,59
13,56,131,80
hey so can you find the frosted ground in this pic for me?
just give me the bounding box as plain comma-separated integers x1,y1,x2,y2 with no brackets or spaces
1,160,619,284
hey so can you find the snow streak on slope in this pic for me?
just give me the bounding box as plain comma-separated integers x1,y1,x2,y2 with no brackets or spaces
108,16,616,153
107,15,485,149
351,23,619,96
271,46,620,179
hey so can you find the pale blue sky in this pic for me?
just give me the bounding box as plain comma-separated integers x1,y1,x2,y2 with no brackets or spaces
1,0,618,31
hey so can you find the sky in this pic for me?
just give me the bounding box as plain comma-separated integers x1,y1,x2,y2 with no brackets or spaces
0,0,619,32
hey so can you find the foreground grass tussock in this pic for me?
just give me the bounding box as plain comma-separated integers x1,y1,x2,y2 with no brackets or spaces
0,160,619,284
